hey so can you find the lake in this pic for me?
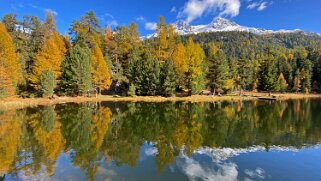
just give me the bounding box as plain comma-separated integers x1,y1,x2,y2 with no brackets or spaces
1,99,321,181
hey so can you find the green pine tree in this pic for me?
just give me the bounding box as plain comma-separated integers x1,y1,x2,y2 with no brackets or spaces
275,73,288,92
61,45,92,96
207,49,229,95
259,59,278,92
160,59,177,96
40,70,56,97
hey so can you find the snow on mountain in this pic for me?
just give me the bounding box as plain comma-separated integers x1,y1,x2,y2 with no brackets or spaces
143,17,308,39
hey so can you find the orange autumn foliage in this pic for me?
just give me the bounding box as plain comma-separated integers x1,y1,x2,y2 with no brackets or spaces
91,45,111,92
0,23,22,96
29,31,67,89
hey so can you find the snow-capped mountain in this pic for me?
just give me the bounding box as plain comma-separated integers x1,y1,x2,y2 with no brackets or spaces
143,17,306,39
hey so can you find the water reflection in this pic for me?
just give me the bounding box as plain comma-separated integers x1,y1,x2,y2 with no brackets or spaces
0,100,321,180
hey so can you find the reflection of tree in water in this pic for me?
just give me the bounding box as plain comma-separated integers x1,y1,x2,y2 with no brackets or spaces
1,100,321,180
0,110,23,176
27,106,66,176
103,100,321,172
59,103,112,180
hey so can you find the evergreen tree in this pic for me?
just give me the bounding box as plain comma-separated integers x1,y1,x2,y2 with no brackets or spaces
160,59,177,96
293,70,302,93
300,59,313,93
61,45,92,95
128,84,136,96
259,59,278,92
275,73,288,92
236,55,252,94
128,50,160,96
40,70,56,97
207,47,229,95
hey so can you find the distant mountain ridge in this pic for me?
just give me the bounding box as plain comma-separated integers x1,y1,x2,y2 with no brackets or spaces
143,17,319,39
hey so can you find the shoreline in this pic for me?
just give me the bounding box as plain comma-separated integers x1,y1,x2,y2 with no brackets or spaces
1,93,321,110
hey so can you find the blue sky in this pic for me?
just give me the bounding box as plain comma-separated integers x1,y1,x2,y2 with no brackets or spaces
1,0,320,35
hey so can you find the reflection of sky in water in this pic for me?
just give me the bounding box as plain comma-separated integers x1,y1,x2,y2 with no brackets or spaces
3,100,321,181
12,143,319,181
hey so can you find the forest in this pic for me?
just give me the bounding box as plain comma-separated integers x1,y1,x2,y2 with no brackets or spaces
1,10,321,98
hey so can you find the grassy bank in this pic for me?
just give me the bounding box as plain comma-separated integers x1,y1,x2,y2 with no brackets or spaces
1,93,321,110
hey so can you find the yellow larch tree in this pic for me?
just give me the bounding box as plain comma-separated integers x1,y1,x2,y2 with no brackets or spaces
91,45,112,94
29,12,66,90
156,16,168,62
0,23,22,96
185,37,206,94
29,32,66,89
0,67,15,97
167,24,178,57
172,43,188,87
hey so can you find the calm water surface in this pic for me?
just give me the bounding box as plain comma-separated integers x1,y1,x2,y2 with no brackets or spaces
1,99,321,181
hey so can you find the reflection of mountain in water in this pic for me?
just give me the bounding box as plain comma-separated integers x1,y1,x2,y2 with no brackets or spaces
192,145,319,161
1,99,321,180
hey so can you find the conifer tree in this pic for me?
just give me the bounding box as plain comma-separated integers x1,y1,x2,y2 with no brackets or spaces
160,59,177,96
300,59,313,93
91,45,111,94
156,16,168,62
104,25,114,53
0,67,14,98
61,45,92,95
128,50,160,96
207,46,229,95
29,34,65,89
167,24,179,56
185,37,206,95
172,43,188,88
128,84,136,96
293,71,302,93
259,59,278,92
40,70,56,97
0,23,22,95
236,55,252,94
276,73,288,92
29,13,66,91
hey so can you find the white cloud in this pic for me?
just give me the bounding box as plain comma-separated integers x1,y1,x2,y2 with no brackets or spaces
28,4,58,16
145,147,158,156
177,155,239,181
178,0,241,23
244,168,266,179
98,13,118,27
108,20,118,26
247,2,260,9
136,16,146,22
45,9,58,16
247,1,269,11
104,13,114,19
257,1,268,11
171,6,177,13
145,22,157,31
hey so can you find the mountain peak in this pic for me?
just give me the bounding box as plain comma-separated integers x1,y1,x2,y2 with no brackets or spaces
143,17,314,39
210,17,238,30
